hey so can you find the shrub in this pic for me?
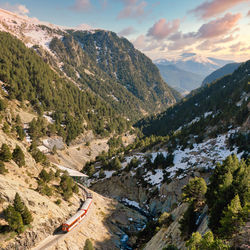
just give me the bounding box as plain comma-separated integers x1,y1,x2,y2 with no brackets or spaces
84,239,94,250
0,161,7,174
39,169,51,183
0,143,12,162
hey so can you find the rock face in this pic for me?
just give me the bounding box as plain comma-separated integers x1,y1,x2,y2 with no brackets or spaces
92,170,206,215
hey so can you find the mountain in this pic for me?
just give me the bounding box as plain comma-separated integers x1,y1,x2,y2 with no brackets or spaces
155,64,204,95
202,62,241,86
135,60,250,137
0,8,180,121
154,53,234,77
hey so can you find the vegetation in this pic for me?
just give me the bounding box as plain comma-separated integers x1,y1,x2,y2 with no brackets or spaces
50,30,180,122
12,145,25,167
0,31,130,143
60,173,79,200
0,143,12,162
186,231,229,250
0,160,7,174
136,60,250,137
179,154,249,248
4,193,33,234
84,239,94,250
206,154,249,238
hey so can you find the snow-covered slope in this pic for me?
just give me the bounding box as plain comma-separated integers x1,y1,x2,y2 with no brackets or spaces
93,128,242,190
0,8,93,51
154,53,234,77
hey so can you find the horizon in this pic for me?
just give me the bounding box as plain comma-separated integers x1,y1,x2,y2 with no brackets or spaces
0,0,249,62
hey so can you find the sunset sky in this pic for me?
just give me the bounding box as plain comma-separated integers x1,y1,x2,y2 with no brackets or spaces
0,0,249,61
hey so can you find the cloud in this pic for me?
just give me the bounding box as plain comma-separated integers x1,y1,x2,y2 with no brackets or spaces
0,2,29,15
70,0,91,12
190,0,248,19
117,0,147,20
147,18,180,40
118,26,136,36
162,13,241,51
215,35,236,43
230,41,244,52
197,13,242,38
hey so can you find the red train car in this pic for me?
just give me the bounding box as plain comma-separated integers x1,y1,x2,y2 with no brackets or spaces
62,197,92,232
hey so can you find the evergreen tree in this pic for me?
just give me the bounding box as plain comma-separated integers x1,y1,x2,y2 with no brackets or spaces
219,194,243,238
0,143,12,162
4,205,24,234
182,177,207,208
22,206,33,225
13,193,25,214
186,232,202,250
12,145,25,167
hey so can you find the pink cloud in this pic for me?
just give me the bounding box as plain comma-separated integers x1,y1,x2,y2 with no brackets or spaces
147,18,180,40
197,13,242,38
117,0,147,20
118,26,136,36
190,0,248,19
70,0,91,12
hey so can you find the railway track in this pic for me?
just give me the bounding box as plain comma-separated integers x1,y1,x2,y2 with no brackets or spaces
32,185,92,250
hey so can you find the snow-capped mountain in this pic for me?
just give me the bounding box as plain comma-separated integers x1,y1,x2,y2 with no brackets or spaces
0,8,93,51
154,53,234,77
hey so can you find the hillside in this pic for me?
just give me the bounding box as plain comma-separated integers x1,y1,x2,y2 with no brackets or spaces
136,60,250,137
0,31,130,144
0,8,180,121
202,62,241,86
155,64,203,95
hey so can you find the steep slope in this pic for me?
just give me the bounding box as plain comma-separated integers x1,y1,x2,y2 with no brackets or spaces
136,60,250,137
202,62,241,86
154,53,234,77
49,30,180,120
0,31,129,144
156,64,203,95
0,8,180,121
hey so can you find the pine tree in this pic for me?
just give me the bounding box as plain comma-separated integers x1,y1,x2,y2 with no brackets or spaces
4,205,24,234
0,143,12,162
182,177,207,208
22,205,33,225
186,232,202,250
13,193,25,214
12,145,25,167
219,194,243,238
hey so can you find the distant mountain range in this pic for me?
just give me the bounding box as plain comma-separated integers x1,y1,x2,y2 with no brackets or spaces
154,53,235,95
202,62,241,86
155,64,204,95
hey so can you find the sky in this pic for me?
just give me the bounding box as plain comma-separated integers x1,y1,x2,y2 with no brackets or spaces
0,0,250,61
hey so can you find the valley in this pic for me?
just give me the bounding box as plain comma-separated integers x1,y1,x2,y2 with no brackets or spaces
0,4,249,250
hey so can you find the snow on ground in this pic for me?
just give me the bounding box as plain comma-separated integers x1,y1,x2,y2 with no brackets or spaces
53,163,88,177
121,198,142,210
43,114,55,124
144,169,164,188
119,129,243,188
104,170,115,178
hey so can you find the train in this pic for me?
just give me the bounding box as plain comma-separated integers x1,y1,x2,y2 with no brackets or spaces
62,193,93,232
